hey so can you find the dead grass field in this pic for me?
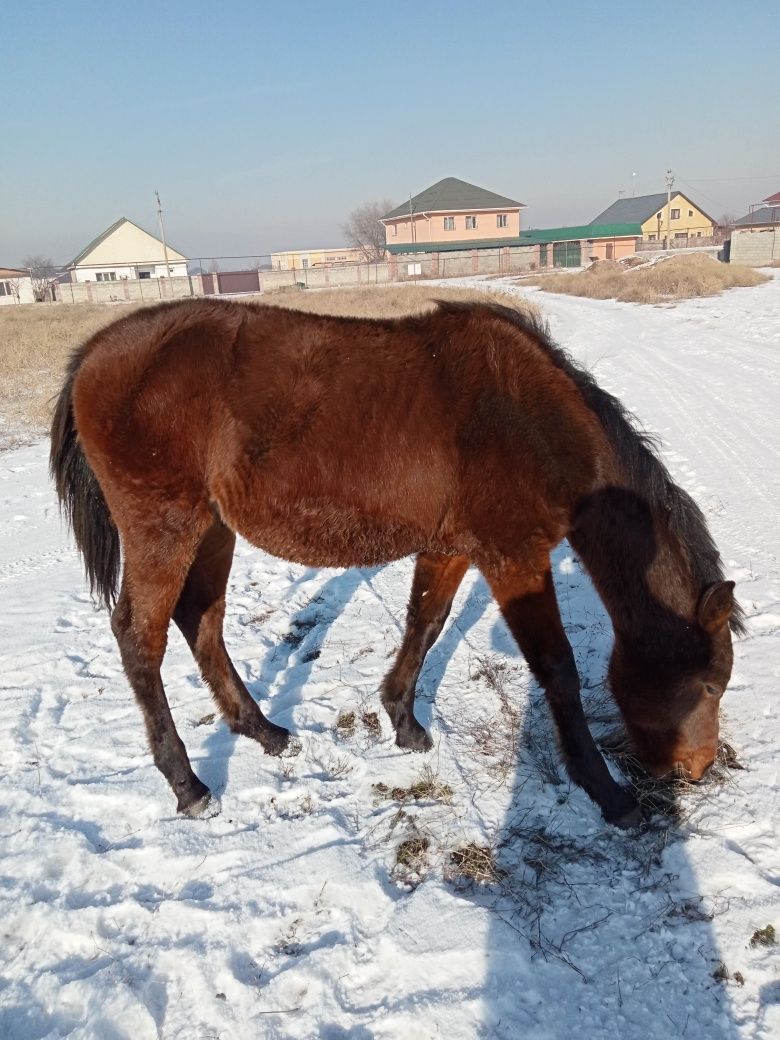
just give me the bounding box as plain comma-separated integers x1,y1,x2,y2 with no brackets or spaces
522,252,768,304
0,285,538,442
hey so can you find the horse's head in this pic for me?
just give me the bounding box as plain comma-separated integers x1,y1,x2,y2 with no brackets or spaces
608,581,737,781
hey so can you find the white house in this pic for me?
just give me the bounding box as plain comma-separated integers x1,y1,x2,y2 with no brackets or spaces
68,218,188,283
0,267,35,305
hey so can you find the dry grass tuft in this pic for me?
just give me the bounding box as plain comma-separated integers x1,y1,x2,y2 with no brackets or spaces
0,286,538,443
447,843,504,886
749,924,776,947
394,836,430,872
523,252,768,304
334,710,357,741
373,764,453,805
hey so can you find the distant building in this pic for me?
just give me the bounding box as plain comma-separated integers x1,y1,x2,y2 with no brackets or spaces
68,218,188,282
270,246,364,270
729,191,780,265
382,177,526,252
591,192,716,246
0,267,35,305
731,190,780,230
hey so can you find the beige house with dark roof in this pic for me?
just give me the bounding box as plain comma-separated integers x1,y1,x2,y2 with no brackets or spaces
381,177,526,251
69,218,188,283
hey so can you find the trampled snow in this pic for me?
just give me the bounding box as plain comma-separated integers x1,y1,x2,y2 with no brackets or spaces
1,276,778,1039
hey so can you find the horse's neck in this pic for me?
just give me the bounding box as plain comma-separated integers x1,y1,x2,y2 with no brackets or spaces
569,486,697,645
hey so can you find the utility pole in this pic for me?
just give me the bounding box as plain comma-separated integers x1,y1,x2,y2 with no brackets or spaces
155,190,172,280
632,171,637,197
665,169,674,250
409,192,416,244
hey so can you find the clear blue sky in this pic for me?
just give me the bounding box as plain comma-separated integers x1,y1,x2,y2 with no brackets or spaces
3,0,778,265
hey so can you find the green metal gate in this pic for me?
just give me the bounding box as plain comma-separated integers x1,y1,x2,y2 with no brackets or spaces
553,240,581,268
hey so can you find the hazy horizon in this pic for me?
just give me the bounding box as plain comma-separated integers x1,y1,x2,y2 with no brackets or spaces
3,0,778,266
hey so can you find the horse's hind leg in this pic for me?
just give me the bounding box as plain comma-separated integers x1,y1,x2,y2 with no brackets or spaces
173,518,290,755
484,559,640,828
111,520,214,816
381,552,469,751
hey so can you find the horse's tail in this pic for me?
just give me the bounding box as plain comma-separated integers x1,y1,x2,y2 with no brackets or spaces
49,349,120,610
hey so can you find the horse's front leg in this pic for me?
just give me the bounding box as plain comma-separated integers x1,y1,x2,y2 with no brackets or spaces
381,552,469,750
485,559,640,828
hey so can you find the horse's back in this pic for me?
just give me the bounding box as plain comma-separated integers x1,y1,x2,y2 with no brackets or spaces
70,298,610,567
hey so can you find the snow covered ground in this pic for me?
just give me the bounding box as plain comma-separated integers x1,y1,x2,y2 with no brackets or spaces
1,276,778,1039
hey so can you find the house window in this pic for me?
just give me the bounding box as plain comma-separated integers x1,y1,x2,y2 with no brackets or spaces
497,214,508,228
407,262,422,276
466,216,477,230
392,224,397,236
0,280,14,297
301,259,309,269
696,231,702,237
95,272,117,281
443,217,455,231
656,212,662,219
671,208,680,219
648,234,656,241
688,209,694,217
674,232,686,239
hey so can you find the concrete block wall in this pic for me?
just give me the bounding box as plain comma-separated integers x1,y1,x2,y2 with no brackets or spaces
56,276,198,304
730,228,779,265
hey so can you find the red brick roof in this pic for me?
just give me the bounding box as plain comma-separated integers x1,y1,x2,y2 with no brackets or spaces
763,191,780,206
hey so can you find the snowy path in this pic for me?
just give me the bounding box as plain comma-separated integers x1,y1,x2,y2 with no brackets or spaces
1,279,778,1039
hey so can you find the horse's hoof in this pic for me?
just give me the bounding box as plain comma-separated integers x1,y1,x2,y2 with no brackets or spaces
605,798,642,830
280,735,302,758
179,789,220,819
256,722,294,757
395,723,433,753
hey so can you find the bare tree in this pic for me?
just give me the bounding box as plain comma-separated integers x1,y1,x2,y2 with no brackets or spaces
718,212,737,230
341,199,394,262
22,255,57,302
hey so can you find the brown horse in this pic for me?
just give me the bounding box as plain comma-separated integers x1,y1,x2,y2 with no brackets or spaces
50,297,743,827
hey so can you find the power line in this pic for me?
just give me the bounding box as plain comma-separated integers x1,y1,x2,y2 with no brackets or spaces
678,174,780,183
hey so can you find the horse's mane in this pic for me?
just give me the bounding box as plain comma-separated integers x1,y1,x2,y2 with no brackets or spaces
440,300,745,636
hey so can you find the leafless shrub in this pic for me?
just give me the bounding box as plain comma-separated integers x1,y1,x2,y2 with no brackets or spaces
341,199,394,262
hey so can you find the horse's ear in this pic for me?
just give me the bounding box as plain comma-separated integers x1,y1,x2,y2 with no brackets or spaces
698,581,735,632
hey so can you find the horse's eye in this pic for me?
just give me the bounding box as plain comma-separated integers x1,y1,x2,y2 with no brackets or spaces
703,683,722,699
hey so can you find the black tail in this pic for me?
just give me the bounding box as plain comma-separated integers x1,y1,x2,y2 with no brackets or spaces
49,349,120,610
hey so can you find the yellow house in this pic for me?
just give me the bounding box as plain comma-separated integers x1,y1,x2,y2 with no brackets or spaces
270,247,364,270
591,192,716,246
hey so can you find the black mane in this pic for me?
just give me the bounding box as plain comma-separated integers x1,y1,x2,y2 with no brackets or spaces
475,301,745,636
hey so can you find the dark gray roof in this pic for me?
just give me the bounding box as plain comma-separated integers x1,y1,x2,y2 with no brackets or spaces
382,177,524,220
592,191,716,227
591,193,671,224
733,207,780,227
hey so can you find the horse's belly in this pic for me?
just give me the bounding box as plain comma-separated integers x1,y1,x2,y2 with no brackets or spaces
231,498,438,568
